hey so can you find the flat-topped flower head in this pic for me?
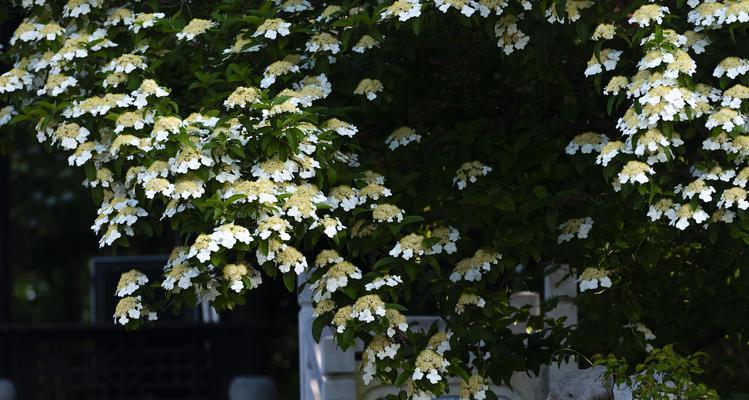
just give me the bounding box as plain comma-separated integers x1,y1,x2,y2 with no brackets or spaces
354,79,384,100
105,7,135,26
665,203,709,230
0,68,33,93
384,309,409,337
162,263,200,291
413,349,450,384
332,306,353,333
305,32,341,54
454,161,492,190
591,23,615,41
173,176,206,199
566,132,608,155
312,261,362,301
579,267,612,292
372,203,405,223
130,12,165,33
151,116,182,143
381,0,422,21
434,0,476,16
315,250,344,268
11,22,40,45
618,161,655,185
365,274,403,291
647,198,673,221
64,0,101,18
327,185,359,211
256,215,293,241
604,76,628,95
223,262,262,293
310,216,345,237
261,60,299,88
0,106,16,128
545,0,593,23
114,295,152,325
455,293,486,314
353,35,380,53
722,84,749,108
596,141,624,166
225,86,261,109
427,226,460,255
212,223,253,249
385,126,421,150
427,331,452,355
677,179,715,202
584,49,622,77
718,187,749,209
323,118,358,137
389,233,426,260
103,54,146,74
495,15,530,55
460,374,489,400
362,335,400,384
706,107,745,132
318,5,343,21
177,18,216,41
254,18,291,40
558,217,594,243
276,246,307,274
281,0,312,12
54,122,89,150
714,57,749,79
629,4,669,27
251,157,298,182
351,294,387,323
735,167,749,187
634,128,669,157
725,1,749,24
449,249,501,282
222,179,278,204
115,269,148,297
313,300,335,318
114,110,154,133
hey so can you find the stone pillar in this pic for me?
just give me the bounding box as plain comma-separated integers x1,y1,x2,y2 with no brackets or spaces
544,265,579,385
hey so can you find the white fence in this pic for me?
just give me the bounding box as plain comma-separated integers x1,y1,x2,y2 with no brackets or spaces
298,266,578,400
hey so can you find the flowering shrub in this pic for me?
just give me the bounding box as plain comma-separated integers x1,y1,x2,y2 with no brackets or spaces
2,0,746,396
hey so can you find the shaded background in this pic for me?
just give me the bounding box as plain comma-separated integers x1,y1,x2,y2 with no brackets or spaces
0,124,299,400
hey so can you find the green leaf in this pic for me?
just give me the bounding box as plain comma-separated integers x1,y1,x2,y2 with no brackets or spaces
312,317,327,342
373,256,398,269
282,272,297,292
394,370,411,387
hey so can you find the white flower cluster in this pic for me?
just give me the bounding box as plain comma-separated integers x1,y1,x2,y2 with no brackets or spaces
449,249,501,282
579,267,612,292
584,8,749,231
557,217,593,243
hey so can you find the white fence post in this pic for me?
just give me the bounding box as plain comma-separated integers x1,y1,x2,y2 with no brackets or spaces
298,274,357,400
508,291,546,400
544,264,578,385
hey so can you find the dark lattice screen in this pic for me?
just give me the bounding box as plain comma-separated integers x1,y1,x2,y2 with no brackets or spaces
1,322,269,400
